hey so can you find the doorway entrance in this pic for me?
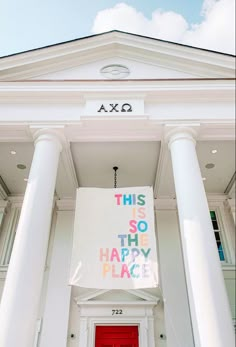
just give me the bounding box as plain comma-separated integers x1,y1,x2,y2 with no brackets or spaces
95,326,139,347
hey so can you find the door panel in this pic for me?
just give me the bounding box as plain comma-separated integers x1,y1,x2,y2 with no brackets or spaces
95,326,138,347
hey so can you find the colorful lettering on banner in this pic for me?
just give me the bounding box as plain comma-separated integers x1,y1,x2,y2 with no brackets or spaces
69,187,158,289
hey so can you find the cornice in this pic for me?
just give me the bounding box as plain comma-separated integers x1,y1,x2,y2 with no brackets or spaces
0,79,234,105
0,32,234,80
199,123,236,141
0,78,235,90
0,125,32,142
76,300,158,307
0,121,234,143
75,288,159,304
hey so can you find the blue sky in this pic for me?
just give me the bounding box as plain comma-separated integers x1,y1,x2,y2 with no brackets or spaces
0,0,235,56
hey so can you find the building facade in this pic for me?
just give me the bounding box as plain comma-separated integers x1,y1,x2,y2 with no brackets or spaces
0,31,235,347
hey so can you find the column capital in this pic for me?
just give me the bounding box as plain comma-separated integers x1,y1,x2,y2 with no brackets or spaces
0,200,9,213
165,124,200,148
30,126,66,152
225,198,236,213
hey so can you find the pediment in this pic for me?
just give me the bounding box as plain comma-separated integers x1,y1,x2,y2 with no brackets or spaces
0,31,234,81
28,57,199,80
75,288,159,304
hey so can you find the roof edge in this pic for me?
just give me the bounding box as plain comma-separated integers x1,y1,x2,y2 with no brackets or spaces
1,30,235,59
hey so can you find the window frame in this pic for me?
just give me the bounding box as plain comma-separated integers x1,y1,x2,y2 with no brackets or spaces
208,197,235,266
210,208,227,263
0,199,22,271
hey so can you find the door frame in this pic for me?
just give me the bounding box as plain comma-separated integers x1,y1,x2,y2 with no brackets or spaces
77,301,157,347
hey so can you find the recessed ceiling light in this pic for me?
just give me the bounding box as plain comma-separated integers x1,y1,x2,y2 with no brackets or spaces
10,150,16,155
202,177,207,181
211,149,217,154
17,164,26,170
205,163,215,169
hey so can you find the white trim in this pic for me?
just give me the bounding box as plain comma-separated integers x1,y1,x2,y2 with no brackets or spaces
77,301,157,347
0,206,21,267
8,196,24,208
75,288,159,347
0,201,8,211
0,120,235,145
0,31,234,80
226,199,236,225
127,289,159,302
222,265,236,271
0,186,8,200
76,288,160,303
226,199,235,211
77,301,158,306
76,289,109,302
56,199,75,211
153,142,169,199
0,80,234,103
209,205,234,265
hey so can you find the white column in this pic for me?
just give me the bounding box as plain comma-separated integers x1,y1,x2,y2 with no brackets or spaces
0,201,8,229
0,129,63,347
167,126,235,347
39,208,73,347
227,199,235,224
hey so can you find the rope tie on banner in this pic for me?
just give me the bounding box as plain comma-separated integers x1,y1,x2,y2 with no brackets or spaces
113,166,118,188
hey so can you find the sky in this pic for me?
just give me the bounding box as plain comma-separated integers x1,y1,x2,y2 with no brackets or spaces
0,0,235,57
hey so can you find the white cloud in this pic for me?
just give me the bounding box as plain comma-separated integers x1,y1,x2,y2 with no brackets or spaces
92,4,150,35
91,1,235,54
184,0,235,54
201,0,217,15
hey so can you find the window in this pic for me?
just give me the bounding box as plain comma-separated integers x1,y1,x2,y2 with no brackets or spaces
210,210,225,261
0,207,20,268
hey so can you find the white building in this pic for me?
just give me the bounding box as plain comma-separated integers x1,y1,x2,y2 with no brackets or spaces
0,31,235,347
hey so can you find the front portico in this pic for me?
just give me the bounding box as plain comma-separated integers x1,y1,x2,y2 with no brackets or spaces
0,31,235,347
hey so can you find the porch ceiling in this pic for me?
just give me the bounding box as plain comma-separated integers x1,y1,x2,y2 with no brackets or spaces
0,140,235,199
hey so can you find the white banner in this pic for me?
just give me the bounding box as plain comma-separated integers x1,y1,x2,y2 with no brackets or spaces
69,187,158,289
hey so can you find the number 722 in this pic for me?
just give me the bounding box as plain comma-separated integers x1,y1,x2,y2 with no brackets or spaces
112,309,123,315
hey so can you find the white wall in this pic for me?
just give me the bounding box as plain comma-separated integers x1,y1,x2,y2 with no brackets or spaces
223,269,236,320
156,210,194,347
38,210,74,347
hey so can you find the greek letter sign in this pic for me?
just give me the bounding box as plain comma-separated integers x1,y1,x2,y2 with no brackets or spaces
85,99,144,116
69,187,158,289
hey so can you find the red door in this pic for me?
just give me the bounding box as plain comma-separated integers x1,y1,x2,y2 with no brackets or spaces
95,326,139,347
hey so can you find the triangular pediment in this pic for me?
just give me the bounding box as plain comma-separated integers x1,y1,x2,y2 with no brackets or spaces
75,288,159,304
0,31,234,81
28,57,199,80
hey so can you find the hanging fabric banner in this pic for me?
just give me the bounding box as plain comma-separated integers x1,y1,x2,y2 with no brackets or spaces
69,186,158,289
